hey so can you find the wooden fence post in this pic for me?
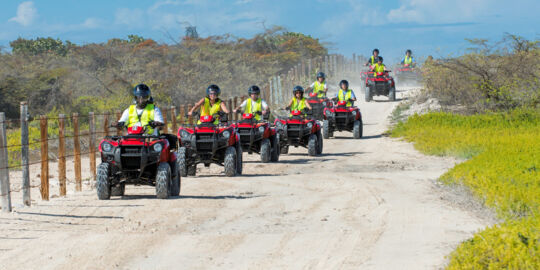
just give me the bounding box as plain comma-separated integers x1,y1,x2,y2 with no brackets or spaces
115,111,122,136
39,115,49,201
171,106,177,134
228,99,233,121
162,108,168,134
188,105,193,126
89,112,96,181
103,114,109,137
58,114,66,196
179,105,185,125
20,102,30,206
0,112,12,212
72,113,82,191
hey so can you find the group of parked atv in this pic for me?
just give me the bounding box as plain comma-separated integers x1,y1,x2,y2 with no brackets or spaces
95,89,368,200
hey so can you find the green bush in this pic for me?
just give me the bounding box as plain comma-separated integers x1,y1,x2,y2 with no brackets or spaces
392,109,540,268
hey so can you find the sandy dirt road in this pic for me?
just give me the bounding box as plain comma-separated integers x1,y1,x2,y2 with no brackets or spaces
0,87,490,269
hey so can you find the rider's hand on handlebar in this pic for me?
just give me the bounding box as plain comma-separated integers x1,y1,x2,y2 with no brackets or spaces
285,106,291,111
187,111,193,116
116,121,125,128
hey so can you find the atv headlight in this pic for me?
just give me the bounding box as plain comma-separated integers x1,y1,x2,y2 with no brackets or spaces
101,142,113,152
222,130,230,139
276,121,284,129
180,129,190,138
307,122,313,129
153,143,163,152
258,126,265,133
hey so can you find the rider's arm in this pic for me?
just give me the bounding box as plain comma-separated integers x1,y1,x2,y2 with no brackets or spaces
261,100,269,114
153,107,164,124
306,82,315,91
189,98,205,115
350,90,357,101
234,100,247,112
304,100,312,110
118,109,129,123
287,99,293,108
220,101,230,114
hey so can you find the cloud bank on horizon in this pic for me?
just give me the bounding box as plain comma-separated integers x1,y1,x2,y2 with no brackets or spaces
1,0,538,60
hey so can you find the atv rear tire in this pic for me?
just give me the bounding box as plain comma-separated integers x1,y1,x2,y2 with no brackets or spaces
308,134,317,156
353,120,363,139
187,165,196,176
156,162,171,199
96,163,111,200
322,120,330,139
389,86,396,101
270,135,280,162
260,138,271,163
177,147,188,177
236,144,243,175
169,161,181,197
280,145,289,154
111,183,125,197
224,146,237,177
316,131,323,155
365,86,372,102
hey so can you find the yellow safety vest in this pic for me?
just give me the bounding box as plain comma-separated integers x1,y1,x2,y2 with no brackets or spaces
370,56,377,65
245,98,263,121
404,56,412,65
290,97,306,117
199,97,221,124
313,81,326,98
338,89,353,107
128,104,155,134
374,63,385,76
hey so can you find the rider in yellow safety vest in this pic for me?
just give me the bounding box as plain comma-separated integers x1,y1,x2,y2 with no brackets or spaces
365,48,381,69
287,86,312,117
306,72,328,98
401,49,415,67
117,84,164,135
233,85,269,121
189,84,230,125
336,80,357,107
373,57,386,77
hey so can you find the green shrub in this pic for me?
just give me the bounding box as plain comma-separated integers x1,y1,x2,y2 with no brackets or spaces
392,109,540,268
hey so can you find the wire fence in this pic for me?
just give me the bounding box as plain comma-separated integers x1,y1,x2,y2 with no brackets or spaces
0,53,363,212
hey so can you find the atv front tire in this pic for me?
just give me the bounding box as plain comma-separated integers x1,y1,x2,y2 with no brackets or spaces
224,146,237,177
270,135,280,162
365,86,372,102
316,131,323,155
260,138,271,163
236,144,243,175
156,162,171,199
322,120,330,139
169,161,181,197
353,120,363,139
389,86,396,101
177,147,188,177
308,134,318,156
96,163,111,200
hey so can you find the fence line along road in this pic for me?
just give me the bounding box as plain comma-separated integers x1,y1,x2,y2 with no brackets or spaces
0,53,363,212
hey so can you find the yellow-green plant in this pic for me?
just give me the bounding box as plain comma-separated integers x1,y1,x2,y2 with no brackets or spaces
392,109,540,268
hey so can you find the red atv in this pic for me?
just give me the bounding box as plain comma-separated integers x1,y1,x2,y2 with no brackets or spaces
176,112,242,177
322,99,363,139
274,110,323,156
364,71,396,102
395,64,421,85
306,90,332,121
97,123,180,200
233,112,280,162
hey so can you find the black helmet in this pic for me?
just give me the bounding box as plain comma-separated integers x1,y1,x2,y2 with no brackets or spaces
406,49,412,55
378,56,383,62
373,48,379,54
248,85,261,95
339,80,349,88
316,72,326,79
133,84,151,108
133,84,151,98
206,84,221,96
293,85,304,94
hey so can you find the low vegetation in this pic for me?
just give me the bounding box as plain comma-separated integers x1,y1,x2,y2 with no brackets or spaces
392,109,539,268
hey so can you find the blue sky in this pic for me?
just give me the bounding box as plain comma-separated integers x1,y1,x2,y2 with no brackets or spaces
1,0,539,62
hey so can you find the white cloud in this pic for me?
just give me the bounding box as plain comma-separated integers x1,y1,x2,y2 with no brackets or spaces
81,18,102,29
114,8,145,27
9,1,37,26
386,0,492,24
